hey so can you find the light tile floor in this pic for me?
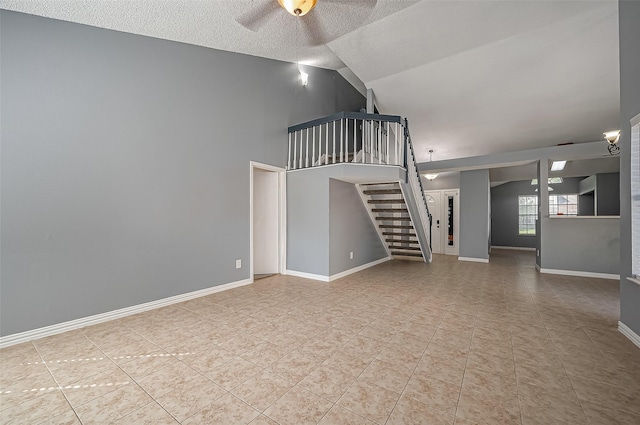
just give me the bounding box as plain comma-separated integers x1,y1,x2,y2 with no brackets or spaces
1,251,639,424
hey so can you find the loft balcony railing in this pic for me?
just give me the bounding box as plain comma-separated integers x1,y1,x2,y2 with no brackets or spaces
287,112,433,256
286,112,405,170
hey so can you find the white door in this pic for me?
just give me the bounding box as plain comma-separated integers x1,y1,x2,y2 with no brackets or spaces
425,191,442,254
444,190,460,256
253,169,279,274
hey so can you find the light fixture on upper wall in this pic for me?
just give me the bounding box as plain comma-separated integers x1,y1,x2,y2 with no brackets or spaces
424,150,439,181
604,130,620,155
550,160,566,171
299,69,309,86
278,0,317,16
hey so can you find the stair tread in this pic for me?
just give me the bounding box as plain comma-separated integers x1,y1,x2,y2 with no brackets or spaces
368,199,406,204
388,246,422,251
363,189,402,195
386,238,418,243
375,217,411,221
371,208,408,213
379,224,414,229
382,231,417,236
391,252,424,257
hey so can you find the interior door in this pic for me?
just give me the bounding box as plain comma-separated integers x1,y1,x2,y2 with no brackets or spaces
425,191,442,254
253,169,279,274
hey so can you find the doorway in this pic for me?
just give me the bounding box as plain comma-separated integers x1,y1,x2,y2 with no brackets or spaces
250,162,286,281
425,189,459,256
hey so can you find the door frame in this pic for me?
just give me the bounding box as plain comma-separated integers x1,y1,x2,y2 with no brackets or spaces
250,161,287,281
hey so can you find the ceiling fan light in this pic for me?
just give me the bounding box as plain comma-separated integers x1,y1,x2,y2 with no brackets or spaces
424,173,439,181
278,0,317,16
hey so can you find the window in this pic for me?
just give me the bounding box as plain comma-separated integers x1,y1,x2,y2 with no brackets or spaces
531,177,563,185
518,195,538,235
549,194,578,216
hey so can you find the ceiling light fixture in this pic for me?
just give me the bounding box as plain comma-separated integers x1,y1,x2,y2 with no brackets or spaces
604,130,620,155
278,0,317,16
550,160,566,171
424,150,438,181
299,69,309,86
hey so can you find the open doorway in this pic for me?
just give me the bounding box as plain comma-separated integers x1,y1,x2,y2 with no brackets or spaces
250,162,286,281
425,189,459,255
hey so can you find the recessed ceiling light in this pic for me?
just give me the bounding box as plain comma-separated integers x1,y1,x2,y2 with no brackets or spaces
550,160,566,171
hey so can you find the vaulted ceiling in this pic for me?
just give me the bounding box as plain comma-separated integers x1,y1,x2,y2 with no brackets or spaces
1,0,620,163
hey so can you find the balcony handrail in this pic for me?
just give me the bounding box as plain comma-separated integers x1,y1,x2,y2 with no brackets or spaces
288,112,402,133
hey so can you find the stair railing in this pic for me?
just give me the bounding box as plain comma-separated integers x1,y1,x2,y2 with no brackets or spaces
287,112,405,170
402,119,433,260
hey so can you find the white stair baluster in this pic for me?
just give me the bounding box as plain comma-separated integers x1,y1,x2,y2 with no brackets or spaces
325,122,329,165
340,118,344,162
293,131,298,169
287,132,292,170
386,122,390,164
299,130,303,169
312,126,316,167
305,128,309,168
378,120,382,164
370,120,374,163
332,121,336,163
353,119,357,164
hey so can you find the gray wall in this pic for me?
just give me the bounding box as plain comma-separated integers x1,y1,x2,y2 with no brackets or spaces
619,0,640,334
541,218,620,275
287,164,400,277
490,177,586,248
491,181,537,248
596,173,620,215
460,169,490,260
0,11,365,336
329,179,388,275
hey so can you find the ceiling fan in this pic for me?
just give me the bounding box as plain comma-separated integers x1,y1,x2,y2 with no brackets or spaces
236,0,378,46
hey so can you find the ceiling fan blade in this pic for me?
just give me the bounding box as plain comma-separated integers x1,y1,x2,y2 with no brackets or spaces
236,0,282,32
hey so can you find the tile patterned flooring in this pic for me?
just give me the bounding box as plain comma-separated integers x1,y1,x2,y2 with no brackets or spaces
1,251,639,424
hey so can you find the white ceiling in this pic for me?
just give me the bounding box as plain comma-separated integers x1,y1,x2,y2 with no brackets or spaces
1,0,620,163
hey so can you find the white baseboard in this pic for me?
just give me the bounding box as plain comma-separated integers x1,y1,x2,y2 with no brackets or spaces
285,270,330,282
538,267,619,280
286,257,391,283
328,257,391,281
490,246,536,252
458,257,489,263
0,278,252,349
618,321,640,349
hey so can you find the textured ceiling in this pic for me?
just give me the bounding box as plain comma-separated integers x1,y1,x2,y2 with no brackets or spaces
1,0,621,164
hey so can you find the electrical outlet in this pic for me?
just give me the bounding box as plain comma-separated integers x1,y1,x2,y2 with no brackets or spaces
349,252,354,260
236,259,241,269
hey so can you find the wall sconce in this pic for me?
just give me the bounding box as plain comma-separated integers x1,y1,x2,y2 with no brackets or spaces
299,70,309,87
604,130,620,155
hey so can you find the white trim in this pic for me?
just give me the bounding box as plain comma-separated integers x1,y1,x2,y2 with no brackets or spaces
490,246,536,252
0,278,252,349
627,276,640,287
538,267,619,280
286,257,391,283
328,257,391,281
285,270,330,282
618,321,640,349
458,257,489,263
250,162,287,280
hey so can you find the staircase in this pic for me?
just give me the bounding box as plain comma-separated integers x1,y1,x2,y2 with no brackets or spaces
287,111,432,263
358,182,427,260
